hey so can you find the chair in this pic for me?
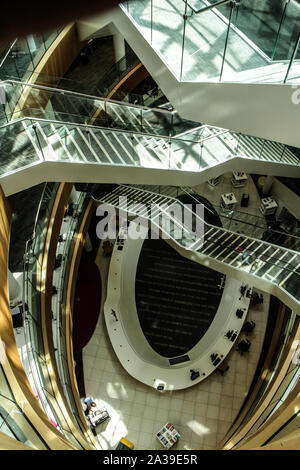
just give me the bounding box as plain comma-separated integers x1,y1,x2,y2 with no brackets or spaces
242,320,256,335
236,308,244,319
217,360,230,376
237,338,251,354
190,369,200,381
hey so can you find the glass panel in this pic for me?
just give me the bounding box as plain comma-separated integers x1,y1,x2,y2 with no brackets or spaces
183,4,226,81
222,0,296,83
0,367,15,401
286,35,300,84
0,120,43,177
142,108,173,135
152,0,186,80
127,0,153,43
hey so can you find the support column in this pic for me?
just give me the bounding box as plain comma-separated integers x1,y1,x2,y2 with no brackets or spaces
27,35,37,54
8,270,21,302
113,33,126,72
262,176,274,195
69,187,78,204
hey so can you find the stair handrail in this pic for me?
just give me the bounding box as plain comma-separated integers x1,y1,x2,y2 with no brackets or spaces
107,184,300,268
182,0,232,15
1,79,176,116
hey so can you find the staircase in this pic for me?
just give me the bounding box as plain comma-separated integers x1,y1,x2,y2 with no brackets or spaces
96,184,300,313
0,110,299,195
76,2,300,146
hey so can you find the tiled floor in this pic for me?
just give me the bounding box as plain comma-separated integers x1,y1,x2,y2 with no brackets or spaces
82,175,270,450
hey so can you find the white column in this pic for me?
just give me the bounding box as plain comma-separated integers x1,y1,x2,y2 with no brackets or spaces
262,176,274,195
27,35,37,54
113,33,126,72
84,233,93,253
8,270,21,302
69,187,78,204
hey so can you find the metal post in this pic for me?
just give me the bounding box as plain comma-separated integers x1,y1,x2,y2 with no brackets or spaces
284,32,300,83
180,0,189,82
32,121,45,161
271,0,290,60
199,142,203,169
219,1,235,82
151,0,153,44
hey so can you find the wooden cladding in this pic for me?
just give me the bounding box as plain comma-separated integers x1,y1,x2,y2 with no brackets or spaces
14,24,86,118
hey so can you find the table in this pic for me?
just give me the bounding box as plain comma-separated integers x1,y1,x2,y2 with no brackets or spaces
231,171,247,188
156,423,180,449
207,176,221,187
259,197,278,216
221,192,237,210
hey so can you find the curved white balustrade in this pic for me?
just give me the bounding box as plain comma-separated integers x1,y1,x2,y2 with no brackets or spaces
104,221,251,390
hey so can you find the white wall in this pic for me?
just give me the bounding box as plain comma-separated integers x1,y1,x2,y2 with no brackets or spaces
1,156,299,196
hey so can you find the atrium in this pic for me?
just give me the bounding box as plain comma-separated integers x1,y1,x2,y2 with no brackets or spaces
0,0,299,451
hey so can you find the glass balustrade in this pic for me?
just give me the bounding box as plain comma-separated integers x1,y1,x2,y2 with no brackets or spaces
1,80,299,168
123,0,300,84
0,114,299,184
0,80,178,136
52,192,95,445
22,183,91,449
0,30,63,83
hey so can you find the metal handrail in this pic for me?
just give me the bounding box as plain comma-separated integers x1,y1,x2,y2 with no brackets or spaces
183,0,232,15
1,79,176,116
0,38,18,69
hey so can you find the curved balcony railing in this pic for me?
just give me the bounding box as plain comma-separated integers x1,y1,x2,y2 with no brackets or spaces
123,0,300,84
22,183,94,449
51,191,93,443
228,311,300,449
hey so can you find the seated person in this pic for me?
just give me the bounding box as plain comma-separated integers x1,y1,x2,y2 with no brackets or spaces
83,396,94,416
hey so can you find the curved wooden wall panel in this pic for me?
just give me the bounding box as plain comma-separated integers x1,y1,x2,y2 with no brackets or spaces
223,317,300,450
251,429,300,450
107,63,149,100
0,184,77,450
238,387,299,449
90,62,148,126
14,23,86,117
0,432,35,450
